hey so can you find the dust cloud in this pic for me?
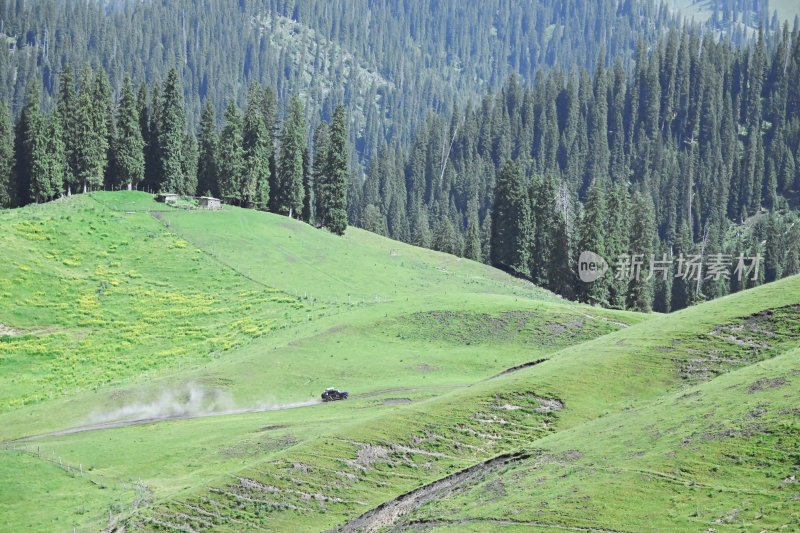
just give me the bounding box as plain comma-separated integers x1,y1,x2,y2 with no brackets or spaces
89,383,319,424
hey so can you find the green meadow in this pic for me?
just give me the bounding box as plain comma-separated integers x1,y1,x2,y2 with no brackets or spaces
1,192,798,532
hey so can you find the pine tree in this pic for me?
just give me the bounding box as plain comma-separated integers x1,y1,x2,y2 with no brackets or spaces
432,215,460,255
464,198,482,262
73,67,105,193
311,121,330,225
577,184,608,304
196,102,219,197
93,69,113,188
56,65,78,195
112,78,145,190
411,205,433,248
549,207,572,297
480,215,492,264
784,220,800,277
764,212,784,283
242,83,271,209
361,204,388,235
529,176,550,285
217,100,244,203
182,133,198,195
302,146,312,221
491,160,531,276
29,113,66,203
0,102,13,207
670,222,695,311
158,68,187,193
779,149,795,194
319,105,349,234
275,96,306,217
136,83,149,145
262,88,280,212
585,54,610,186
652,240,673,313
14,83,42,206
605,182,631,308
627,191,656,311
143,82,161,191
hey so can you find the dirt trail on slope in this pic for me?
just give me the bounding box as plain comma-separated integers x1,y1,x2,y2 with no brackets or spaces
8,400,320,442
6,386,459,443
487,358,547,379
397,518,630,532
7,358,555,444
332,451,530,533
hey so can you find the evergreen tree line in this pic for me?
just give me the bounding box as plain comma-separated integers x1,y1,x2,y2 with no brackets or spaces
354,24,800,312
0,0,722,166
0,66,349,234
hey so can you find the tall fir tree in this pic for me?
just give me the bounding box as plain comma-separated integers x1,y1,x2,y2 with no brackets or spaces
56,65,78,195
311,121,330,225
302,146,312,222
491,160,531,276
93,69,113,188
217,100,244,203
464,198,482,262
73,67,105,193
13,83,42,206
0,102,13,207
319,105,349,234
144,81,162,191
261,87,280,212
605,182,631,308
275,96,306,217
112,78,145,190
29,113,66,203
432,215,460,255
764,212,784,283
577,184,608,305
158,69,187,194
670,222,695,311
549,207,572,297
627,191,656,311
196,102,219,197
242,83,272,209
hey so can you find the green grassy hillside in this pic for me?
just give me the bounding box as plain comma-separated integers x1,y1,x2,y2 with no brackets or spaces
0,192,642,531
1,192,798,532
131,276,800,531
403,347,800,531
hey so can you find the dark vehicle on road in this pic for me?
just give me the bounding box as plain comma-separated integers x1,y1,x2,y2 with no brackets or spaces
321,388,349,402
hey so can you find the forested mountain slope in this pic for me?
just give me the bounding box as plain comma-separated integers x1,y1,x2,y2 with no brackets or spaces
0,0,685,158
357,24,800,313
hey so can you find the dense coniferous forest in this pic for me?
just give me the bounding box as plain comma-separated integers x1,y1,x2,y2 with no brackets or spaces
358,25,800,312
0,0,699,161
1,0,800,313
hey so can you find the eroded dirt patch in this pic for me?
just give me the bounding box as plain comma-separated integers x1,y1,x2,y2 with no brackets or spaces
676,305,800,383
334,451,531,533
383,398,412,406
747,377,789,393
0,324,20,337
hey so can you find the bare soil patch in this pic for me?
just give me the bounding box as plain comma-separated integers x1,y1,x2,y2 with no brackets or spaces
747,377,789,393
